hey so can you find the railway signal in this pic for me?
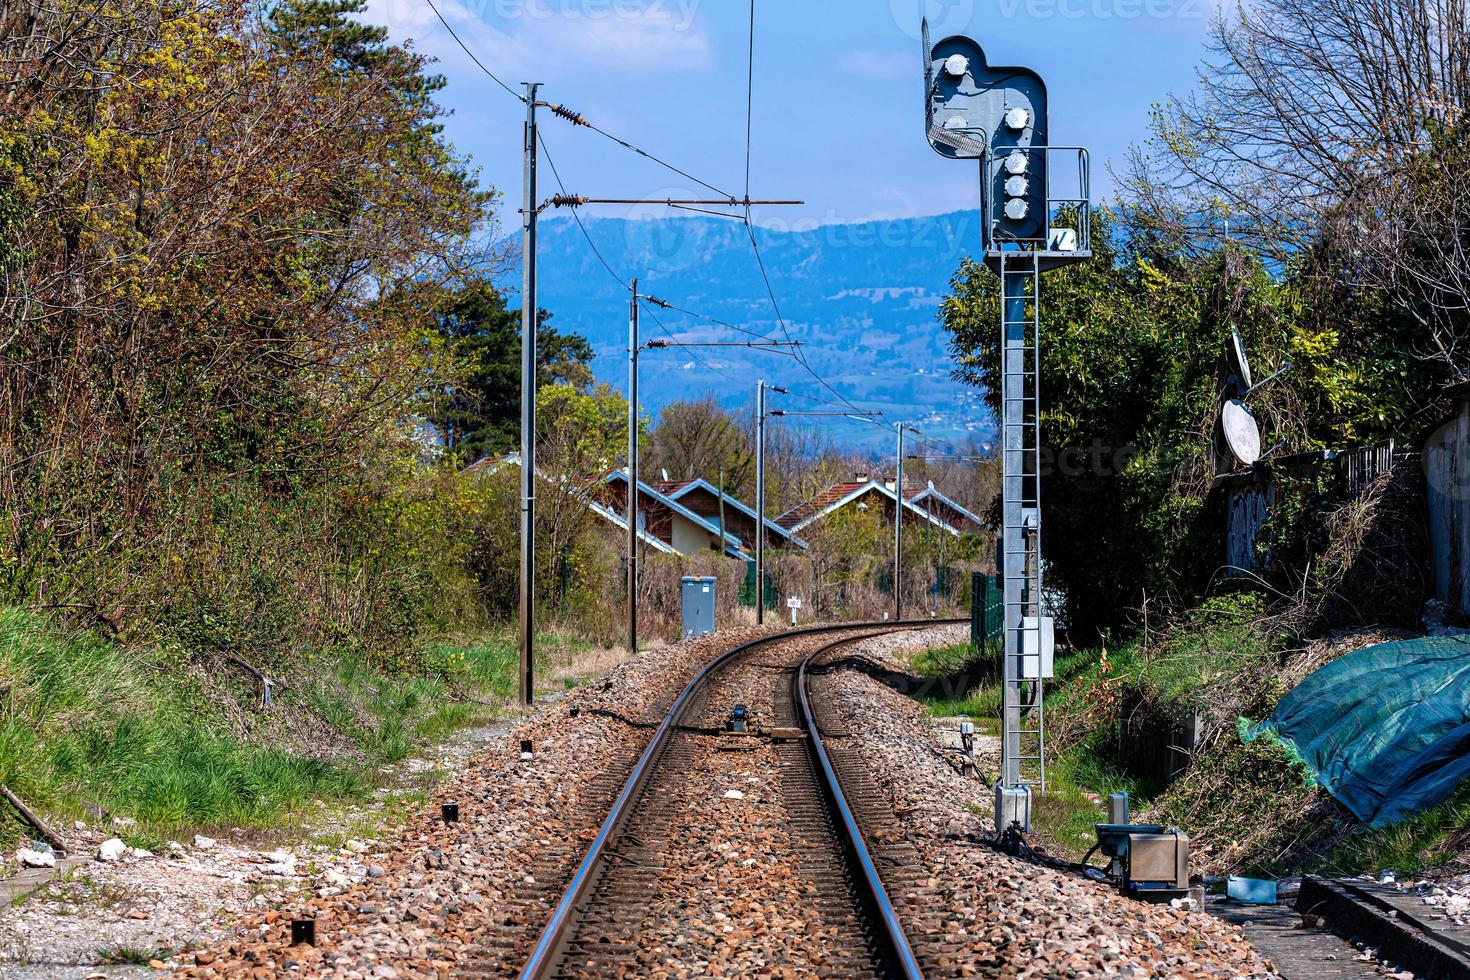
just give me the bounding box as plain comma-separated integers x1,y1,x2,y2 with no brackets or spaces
921,23,1093,836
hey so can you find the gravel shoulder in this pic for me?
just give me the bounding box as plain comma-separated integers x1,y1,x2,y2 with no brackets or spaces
813,626,1282,978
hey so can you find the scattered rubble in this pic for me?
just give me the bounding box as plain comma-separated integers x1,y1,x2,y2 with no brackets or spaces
1402,871,1470,926
96,838,127,862
0,624,1290,977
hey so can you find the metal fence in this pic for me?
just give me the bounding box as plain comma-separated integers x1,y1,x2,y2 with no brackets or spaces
970,572,1004,655
739,563,778,609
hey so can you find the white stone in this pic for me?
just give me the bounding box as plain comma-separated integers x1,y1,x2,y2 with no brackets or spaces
193,834,217,849
722,790,745,800
128,847,154,859
16,847,55,869
97,838,127,861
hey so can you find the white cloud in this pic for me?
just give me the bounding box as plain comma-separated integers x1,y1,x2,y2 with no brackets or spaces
363,0,712,78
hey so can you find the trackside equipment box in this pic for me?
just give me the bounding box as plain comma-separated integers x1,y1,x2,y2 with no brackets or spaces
681,576,717,639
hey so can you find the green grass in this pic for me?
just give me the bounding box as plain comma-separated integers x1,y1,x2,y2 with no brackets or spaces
900,601,1469,876
0,608,588,850
1328,780,1470,876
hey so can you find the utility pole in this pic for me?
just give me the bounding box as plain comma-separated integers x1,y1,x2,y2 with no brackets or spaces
755,381,767,625
626,277,640,655
753,382,787,625
893,423,923,622
517,82,540,707
626,315,796,647
895,424,906,622
767,409,903,619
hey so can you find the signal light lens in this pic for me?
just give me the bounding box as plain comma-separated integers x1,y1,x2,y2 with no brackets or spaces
1005,198,1029,221
1005,175,1029,197
1004,107,1031,131
1004,150,1028,175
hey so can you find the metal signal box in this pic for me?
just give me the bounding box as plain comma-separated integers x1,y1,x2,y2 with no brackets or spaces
995,784,1032,834
680,576,716,639
1125,830,1191,894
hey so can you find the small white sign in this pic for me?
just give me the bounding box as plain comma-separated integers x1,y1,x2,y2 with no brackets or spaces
787,596,803,609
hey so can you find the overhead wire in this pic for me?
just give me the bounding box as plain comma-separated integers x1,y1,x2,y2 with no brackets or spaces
540,130,789,356
536,132,629,290
647,299,786,347
639,300,740,383
576,119,736,201
734,0,871,417
423,0,525,103
431,0,874,416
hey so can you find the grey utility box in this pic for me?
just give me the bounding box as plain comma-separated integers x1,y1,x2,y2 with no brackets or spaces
681,576,717,639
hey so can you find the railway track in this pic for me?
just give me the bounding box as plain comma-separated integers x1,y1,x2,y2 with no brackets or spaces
511,621,960,979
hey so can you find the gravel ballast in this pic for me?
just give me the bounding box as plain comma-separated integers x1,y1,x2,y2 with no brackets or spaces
3,624,1287,978
810,626,1280,979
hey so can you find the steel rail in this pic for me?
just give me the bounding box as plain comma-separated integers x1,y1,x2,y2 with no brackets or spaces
517,619,959,979
797,636,928,980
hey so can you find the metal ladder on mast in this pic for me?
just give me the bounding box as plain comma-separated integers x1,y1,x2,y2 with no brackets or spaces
999,248,1046,793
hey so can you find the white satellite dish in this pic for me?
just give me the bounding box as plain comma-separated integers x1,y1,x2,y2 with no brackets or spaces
1221,399,1262,466
1230,326,1253,392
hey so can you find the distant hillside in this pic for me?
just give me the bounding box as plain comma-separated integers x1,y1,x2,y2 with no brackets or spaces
508,211,994,450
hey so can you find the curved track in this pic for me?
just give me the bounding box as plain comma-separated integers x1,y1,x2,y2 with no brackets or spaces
518,621,960,979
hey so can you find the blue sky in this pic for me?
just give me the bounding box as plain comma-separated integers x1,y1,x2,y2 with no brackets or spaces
368,0,1224,234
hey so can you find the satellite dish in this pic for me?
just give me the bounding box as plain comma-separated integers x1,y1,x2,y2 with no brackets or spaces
1230,326,1253,392
1221,399,1262,466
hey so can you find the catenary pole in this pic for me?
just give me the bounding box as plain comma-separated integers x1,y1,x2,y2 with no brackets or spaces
755,380,766,625
517,82,540,707
627,279,640,655
895,424,905,622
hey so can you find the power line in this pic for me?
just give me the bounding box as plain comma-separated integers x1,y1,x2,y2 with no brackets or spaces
639,300,739,382
732,1,871,419
646,298,785,346
575,119,736,201
431,4,875,419
536,132,629,290
423,0,524,103
744,0,756,203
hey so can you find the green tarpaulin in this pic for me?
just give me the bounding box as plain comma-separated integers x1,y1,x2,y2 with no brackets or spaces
1243,634,1470,828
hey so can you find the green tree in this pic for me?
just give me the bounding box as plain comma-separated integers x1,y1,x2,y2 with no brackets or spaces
644,398,753,497
429,282,594,462
940,214,1412,638
0,0,488,651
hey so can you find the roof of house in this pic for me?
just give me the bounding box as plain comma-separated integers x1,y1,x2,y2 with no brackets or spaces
464,454,677,555
908,483,986,528
775,480,960,535
775,481,869,531
603,470,752,559
464,452,519,475
652,476,804,544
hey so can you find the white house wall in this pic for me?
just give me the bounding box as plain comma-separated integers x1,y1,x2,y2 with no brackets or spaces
670,513,715,556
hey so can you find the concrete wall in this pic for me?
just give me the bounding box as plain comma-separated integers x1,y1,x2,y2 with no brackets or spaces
1426,400,1470,617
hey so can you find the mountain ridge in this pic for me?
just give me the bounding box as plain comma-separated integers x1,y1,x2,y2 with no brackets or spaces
504,209,995,448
